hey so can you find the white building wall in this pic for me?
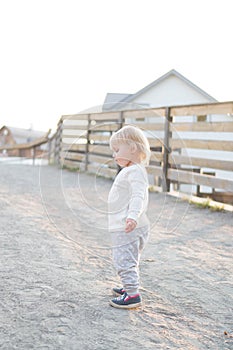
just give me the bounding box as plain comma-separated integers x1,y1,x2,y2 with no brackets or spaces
131,75,213,107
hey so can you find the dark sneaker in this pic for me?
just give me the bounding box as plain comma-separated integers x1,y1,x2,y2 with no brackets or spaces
112,287,126,296
109,292,142,309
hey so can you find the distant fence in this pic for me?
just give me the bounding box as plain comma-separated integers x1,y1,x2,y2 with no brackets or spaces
0,130,51,164
48,101,233,204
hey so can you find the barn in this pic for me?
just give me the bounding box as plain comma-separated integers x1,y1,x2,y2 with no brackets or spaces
0,126,48,157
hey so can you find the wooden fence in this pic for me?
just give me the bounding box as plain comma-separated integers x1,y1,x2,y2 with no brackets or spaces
49,101,233,204
0,130,51,164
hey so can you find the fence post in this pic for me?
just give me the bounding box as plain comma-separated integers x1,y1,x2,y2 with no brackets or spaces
55,121,63,166
48,139,52,164
85,114,91,171
119,110,124,128
162,107,172,192
32,146,36,165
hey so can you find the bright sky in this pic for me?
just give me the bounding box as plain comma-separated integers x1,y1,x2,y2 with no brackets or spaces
0,0,232,132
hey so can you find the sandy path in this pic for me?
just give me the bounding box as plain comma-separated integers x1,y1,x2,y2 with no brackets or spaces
0,163,232,349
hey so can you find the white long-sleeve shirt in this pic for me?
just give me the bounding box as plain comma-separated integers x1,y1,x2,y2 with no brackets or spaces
108,164,149,232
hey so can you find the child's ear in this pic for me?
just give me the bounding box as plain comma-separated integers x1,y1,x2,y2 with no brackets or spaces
130,142,137,153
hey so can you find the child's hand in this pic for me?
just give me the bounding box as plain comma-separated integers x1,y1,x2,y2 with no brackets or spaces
125,218,137,233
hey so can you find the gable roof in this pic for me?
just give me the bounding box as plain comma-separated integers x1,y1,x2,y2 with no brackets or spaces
103,69,217,110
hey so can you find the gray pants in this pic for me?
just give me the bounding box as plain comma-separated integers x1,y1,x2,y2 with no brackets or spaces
111,225,150,295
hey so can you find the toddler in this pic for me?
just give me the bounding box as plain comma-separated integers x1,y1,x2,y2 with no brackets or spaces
108,125,151,309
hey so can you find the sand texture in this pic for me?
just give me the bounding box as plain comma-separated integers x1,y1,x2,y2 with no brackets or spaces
0,163,232,349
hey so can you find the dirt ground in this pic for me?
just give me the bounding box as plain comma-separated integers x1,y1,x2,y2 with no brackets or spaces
0,162,232,350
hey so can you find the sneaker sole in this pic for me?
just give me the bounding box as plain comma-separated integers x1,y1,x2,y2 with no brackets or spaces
109,300,142,309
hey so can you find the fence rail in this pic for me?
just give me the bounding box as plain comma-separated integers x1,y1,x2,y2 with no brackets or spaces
48,101,233,204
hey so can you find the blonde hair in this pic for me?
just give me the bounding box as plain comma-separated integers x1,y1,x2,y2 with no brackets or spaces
109,125,151,165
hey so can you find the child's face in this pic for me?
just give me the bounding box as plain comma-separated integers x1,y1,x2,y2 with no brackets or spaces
112,142,133,167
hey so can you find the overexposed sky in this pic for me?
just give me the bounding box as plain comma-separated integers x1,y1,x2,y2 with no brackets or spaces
0,0,232,132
